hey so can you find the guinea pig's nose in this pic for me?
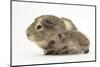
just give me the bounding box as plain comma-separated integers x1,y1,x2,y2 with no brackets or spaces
27,34,30,36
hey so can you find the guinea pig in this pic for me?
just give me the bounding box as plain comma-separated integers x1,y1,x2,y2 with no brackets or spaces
44,30,89,55
26,15,77,49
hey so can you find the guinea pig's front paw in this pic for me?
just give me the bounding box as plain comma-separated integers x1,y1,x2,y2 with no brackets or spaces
44,49,57,55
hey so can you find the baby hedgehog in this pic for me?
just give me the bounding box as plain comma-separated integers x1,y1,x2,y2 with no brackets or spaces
45,30,89,55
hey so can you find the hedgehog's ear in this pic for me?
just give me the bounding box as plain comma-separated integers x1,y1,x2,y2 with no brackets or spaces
57,32,65,40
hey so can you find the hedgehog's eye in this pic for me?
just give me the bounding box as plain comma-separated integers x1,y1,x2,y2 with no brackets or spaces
37,25,42,29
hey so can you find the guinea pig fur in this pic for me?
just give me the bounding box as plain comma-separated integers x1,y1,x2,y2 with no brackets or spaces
26,15,77,49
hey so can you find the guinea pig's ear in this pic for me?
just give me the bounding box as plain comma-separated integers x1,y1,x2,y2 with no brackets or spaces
42,17,58,29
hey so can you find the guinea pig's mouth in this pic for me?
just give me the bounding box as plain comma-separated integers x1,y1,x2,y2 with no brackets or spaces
26,34,40,42
27,35,35,41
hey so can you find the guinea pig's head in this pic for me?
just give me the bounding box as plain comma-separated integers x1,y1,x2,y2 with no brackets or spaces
26,15,66,42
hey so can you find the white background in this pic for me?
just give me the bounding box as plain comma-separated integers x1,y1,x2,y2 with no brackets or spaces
0,0,100,67
12,1,95,66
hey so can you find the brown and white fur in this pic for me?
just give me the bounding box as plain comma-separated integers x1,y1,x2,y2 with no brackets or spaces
26,15,89,55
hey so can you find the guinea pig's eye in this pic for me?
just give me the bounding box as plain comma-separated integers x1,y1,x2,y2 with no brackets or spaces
37,25,42,30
